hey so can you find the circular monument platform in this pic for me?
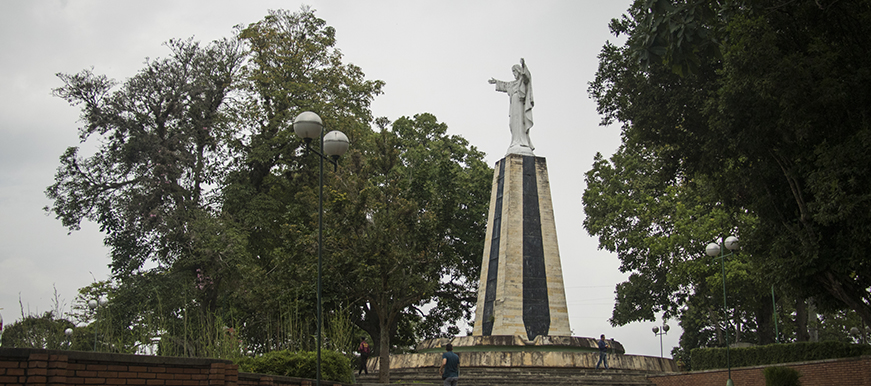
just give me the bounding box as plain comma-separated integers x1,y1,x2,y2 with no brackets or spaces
372,335,672,372
416,335,624,354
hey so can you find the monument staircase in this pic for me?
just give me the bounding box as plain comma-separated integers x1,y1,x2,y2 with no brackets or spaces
356,367,658,385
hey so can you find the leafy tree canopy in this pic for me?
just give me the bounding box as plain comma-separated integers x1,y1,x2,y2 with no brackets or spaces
328,113,491,381
44,9,490,384
586,0,871,355
0,312,82,350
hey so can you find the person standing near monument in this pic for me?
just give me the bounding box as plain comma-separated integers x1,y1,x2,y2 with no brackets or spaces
439,343,460,386
357,336,371,375
489,58,535,156
596,334,610,369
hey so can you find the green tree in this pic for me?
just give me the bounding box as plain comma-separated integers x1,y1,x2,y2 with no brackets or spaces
46,36,252,355
583,142,771,352
46,36,246,301
587,0,871,350
0,312,81,350
221,6,385,353
629,0,729,76
710,3,871,328
45,8,490,375
328,114,491,382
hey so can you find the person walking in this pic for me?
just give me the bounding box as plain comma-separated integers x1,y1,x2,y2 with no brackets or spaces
439,343,460,386
357,337,371,375
596,334,610,369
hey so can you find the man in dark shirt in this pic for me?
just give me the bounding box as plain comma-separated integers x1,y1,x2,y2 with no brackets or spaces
439,343,460,386
596,334,610,369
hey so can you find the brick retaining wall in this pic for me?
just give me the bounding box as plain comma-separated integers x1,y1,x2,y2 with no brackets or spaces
0,348,351,386
10,347,864,386
647,355,871,386
0,348,241,386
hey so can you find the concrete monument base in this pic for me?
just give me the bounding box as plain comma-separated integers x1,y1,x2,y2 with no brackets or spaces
370,335,677,372
361,335,677,385
416,335,623,354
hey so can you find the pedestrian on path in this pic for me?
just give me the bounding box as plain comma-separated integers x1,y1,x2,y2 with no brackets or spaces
439,343,460,386
596,334,610,369
357,337,371,375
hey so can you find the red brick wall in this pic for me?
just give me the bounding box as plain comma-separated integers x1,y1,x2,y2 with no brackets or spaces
648,355,871,386
0,348,243,386
25,348,869,386
0,348,361,386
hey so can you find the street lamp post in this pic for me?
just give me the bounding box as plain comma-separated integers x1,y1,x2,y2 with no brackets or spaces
652,323,670,358
65,327,74,348
705,236,739,386
88,296,108,351
293,111,349,386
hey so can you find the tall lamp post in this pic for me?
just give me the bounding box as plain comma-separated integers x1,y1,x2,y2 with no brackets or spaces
293,111,349,386
88,296,108,351
652,322,670,358
65,328,74,349
705,236,739,386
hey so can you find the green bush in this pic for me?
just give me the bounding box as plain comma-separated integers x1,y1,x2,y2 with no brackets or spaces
691,341,871,370
764,366,801,386
235,349,353,383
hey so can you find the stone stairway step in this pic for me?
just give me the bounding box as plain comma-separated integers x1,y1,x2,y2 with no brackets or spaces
355,367,657,386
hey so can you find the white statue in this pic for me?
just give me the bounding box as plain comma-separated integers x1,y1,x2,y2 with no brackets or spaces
489,58,534,156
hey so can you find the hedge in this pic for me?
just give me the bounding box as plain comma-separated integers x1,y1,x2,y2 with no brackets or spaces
691,341,871,370
235,349,354,383
764,366,802,386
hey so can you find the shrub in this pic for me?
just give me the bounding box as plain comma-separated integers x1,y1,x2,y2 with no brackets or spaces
691,341,871,370
764,366,801,386
235,349,353,383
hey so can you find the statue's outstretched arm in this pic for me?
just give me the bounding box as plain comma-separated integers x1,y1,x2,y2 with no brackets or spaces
490,78,509,93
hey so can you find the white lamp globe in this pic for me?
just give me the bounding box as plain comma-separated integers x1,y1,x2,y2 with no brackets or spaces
724,236,739,251
293,111,323,141
705,242,721,257
323,131,350,159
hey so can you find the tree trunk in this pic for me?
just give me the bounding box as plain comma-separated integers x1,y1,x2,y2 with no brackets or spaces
377,315,390,383
375,284,397,384
815,271,871,331
755,302,774,345
734,320,741,344
807,298,819,342
795,298,809,342
711,308,723,346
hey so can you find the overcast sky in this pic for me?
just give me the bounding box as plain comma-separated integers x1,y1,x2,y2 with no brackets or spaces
0,0,681,358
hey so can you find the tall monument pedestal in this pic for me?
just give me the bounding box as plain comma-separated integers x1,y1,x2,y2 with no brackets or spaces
364,156,678,384
474,154,570,338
